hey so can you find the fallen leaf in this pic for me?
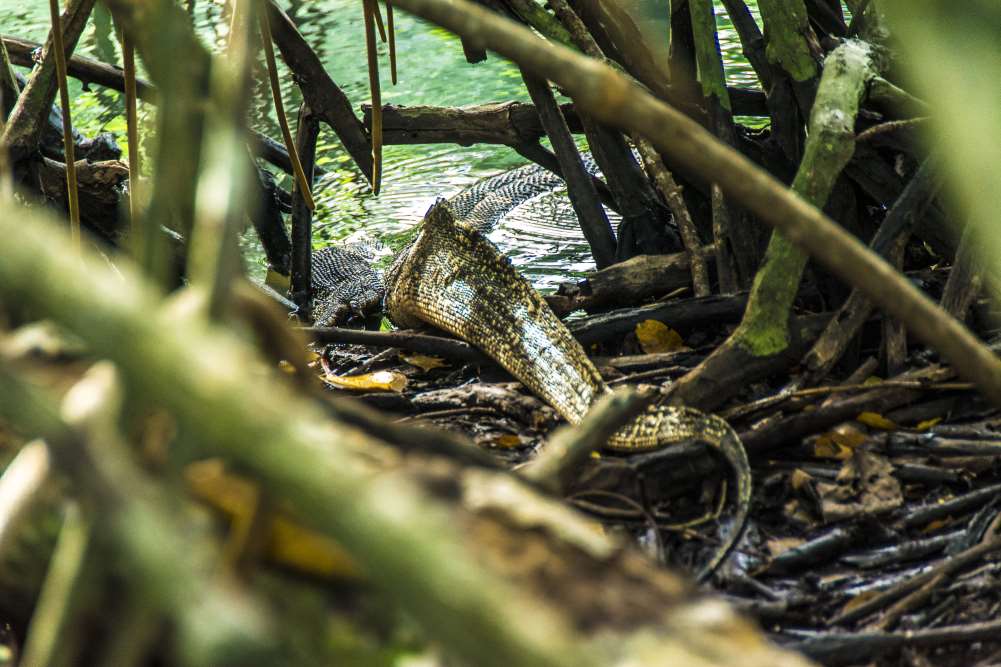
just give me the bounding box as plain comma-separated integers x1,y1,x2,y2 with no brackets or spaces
268,516,360,579
857,411,898,430
635,319,684,354
915,417,942,431
399,352,449,372
487,434,526,449
185,460,360,579
265,268,290,292
323,370,408,393
789,469,815,492
817,450,903,522
813,423,867,459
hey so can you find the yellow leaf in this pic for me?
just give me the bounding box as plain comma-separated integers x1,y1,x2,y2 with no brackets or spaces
184,460,360,580
489,434,525,449
399,352,448,372
814,438,853,460
265,269,290,292
921,518,949,533
278,360,296,374
813,424,867,459
857,411,898,430
789,469,814,491
915,417,942,431
635,320,684,354
268,516,360,579
323,370,408,393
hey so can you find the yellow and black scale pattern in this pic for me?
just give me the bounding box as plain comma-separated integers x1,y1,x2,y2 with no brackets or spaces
385,201,751,579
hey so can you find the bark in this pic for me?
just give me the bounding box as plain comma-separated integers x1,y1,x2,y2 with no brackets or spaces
290,104,318,315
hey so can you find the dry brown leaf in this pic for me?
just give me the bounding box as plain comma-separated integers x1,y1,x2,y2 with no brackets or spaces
635,319,684,354
323,370,408,392
817,450,902,522
399,352,449,372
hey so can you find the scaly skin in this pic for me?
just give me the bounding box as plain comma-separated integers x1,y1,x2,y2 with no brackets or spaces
385,201,751,580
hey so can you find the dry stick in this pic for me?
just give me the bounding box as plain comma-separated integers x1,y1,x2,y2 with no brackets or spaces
290,103,318,317
940,222,986,320
386,1,398,84
690,0,750,291
371,0,388,42
385,0,1001,408
799,158,943,386
635,137,710,297
830,522,1001,627
259,11,314,211
521,388,654,494
363,0,383,194
303,325,491,364
0,440,51,557
48,0,81,252
520,71,616,269
0,39,14,199
20,502,92,667
121,30,141,242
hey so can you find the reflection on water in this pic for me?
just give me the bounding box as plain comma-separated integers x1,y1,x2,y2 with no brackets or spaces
0,0,762,291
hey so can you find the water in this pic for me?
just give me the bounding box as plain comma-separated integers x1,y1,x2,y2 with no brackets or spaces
0,0,764,291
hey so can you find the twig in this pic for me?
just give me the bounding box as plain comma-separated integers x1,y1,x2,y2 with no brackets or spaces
723,379,974,420
259,10,314,210
20,502,92,667
635,137,710,297
48,0,81,252
395,406,500,422
829,518,1001,626
856,116,929,143
303,325,492,363
119,26,142,246
363,0,383,193
521,388,654,493
386,1,398,84
0,440,51,557
290,103,318,316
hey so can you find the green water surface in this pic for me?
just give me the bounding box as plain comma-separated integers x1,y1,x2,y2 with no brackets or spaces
1,0,766,289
